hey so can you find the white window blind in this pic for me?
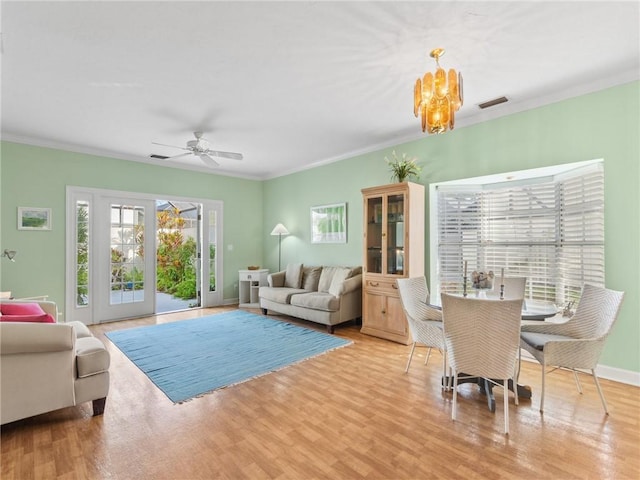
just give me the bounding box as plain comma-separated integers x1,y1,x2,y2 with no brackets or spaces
435,163,604,305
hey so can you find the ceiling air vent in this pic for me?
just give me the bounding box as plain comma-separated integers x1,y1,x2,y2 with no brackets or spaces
478,96,509,109
149,154,169,159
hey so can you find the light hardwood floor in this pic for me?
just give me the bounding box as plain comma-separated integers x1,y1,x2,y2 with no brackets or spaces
2,306,639,479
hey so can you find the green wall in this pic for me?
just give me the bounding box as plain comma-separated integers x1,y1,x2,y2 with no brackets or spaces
0,143,263,305
263,81,640,373
1,81,638,373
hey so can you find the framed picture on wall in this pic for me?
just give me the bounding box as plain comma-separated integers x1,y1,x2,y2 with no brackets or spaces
18,207,52,231
310,203,347,244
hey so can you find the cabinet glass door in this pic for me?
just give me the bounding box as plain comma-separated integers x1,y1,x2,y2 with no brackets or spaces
386,194,405,275
366,196,383,273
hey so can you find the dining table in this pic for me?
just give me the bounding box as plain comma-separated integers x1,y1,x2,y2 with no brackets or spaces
427,294,559,412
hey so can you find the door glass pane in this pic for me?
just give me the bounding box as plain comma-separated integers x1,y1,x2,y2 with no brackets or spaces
110,204,145,305
387,194,405,275
208,210,217,292
76,201,90,307
366,197,383,273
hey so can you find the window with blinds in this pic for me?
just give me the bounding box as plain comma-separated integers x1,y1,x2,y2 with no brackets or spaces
434,161,604,305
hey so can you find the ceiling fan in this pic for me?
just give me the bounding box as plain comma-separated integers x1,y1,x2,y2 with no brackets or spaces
152,131,243,168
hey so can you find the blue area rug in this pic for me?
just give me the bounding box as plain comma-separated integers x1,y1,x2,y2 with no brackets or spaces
106,310,352,403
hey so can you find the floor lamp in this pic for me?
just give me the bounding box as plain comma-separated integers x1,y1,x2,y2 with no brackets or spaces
270,223,290,271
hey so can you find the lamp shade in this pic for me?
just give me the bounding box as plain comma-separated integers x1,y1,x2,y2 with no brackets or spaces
270,223,290,236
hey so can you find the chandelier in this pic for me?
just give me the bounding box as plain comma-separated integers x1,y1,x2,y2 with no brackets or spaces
413,48,463,134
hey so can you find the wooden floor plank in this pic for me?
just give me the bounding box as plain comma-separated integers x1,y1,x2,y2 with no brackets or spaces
2,306,639,479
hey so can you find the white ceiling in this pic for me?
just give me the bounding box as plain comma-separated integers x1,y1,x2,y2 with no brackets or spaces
2,1,639,180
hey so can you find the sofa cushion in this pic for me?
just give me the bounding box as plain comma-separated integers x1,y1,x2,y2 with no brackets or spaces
284,263,303,288
318,266,350,293
0,313,55,323
328,268,350,297
1,302,45,316
290,292,340,312
76,337,111,378
301,266,322,291
259,286,307,304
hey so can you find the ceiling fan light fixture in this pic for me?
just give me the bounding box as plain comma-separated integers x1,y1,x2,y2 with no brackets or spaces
413,48,463,134
151,131,243,168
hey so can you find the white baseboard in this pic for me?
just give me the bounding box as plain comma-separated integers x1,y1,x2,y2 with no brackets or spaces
595,364,640,387
520,351,640,387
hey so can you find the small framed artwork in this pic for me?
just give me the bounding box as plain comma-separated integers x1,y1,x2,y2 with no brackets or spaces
18,207,52,231
311,203,347,244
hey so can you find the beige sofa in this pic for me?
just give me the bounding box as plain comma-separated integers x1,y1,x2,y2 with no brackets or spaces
0,300,110,425
259,264,362,333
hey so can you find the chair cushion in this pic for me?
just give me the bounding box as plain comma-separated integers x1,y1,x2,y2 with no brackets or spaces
520,332,575,351
0,302,45,315
76,337,110,378
284,263,303,288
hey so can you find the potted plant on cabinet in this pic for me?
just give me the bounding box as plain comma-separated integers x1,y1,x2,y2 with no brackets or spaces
385,151,422,183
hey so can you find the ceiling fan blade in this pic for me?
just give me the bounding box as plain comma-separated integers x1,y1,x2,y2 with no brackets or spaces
151,141,189,151
167,152,193,160
207,150,243,161
198,154,220,168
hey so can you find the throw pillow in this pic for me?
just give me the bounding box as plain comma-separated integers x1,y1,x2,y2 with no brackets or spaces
318,266,350,293
0,302,46,315
328,268,350,297
301,266,322,291
284,263,303,288
0,313,55,323
318,266,337,293
347,266,363,278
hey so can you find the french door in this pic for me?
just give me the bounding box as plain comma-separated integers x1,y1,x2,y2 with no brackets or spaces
66,187,223,325
95,197,156,322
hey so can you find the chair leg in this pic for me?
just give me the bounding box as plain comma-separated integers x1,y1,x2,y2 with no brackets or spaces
504,379,510,435
452,372,458,421
424,347,432,365
592,369,609,415
442,351,450,391
514,374,519,406
573,369,583,394
405,342,416,373
540,362,546,413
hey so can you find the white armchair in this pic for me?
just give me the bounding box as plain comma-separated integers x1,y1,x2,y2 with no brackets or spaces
1,300,110,424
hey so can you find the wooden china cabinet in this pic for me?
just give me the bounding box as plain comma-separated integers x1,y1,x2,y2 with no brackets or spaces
360,182,425,345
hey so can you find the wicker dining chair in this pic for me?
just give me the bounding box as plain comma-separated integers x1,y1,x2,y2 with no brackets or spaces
396,277,447,385
519,284,625,414
441,294,524,435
